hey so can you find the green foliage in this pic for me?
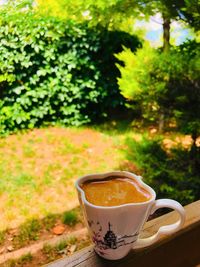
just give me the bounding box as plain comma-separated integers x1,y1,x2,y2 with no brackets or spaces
39,0,199,31
116,43,156,100
43,236,78,259
36,0,141,31
116,43,162,122
168,41,200,138
15,219,41,245
116,41,200,137
42,213,58,230
18,252,33,263
55,239,68,251
0,13,101,133
6,252,33,267
0,230,5,245
62,210,79,226
67,235,77,245
95,29,141,110
182,0,200,30
124,135,200,205
0,11,140,134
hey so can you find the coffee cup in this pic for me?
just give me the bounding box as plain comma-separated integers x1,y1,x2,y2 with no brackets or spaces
75,171,185,260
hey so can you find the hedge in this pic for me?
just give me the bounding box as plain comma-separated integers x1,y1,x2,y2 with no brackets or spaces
0,11,141,134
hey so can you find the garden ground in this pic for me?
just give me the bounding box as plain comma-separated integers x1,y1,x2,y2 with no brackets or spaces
0,125,130,230
0,124,195,266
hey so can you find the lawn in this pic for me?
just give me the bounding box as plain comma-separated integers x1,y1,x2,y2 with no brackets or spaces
0,124,138,231
0,123,195,232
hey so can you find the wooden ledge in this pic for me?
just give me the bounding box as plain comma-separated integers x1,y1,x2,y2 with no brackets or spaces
46,200,200,267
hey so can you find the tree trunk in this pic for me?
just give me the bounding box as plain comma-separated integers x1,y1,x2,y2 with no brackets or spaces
158,111,165,133
162,14,170,52
158,14,171,132
190,132,200,173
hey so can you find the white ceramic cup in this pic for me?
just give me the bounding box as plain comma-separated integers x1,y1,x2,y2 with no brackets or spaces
75,171,186,260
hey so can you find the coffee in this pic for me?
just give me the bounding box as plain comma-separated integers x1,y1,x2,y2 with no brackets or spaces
81,176,151,206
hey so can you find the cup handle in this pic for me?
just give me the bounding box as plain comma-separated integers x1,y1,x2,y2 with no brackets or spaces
134,199,186,249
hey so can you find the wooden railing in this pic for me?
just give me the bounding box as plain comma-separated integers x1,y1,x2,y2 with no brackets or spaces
46,200,200,267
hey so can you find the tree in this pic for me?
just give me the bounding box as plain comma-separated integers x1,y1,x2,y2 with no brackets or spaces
34,0,199,53
140,0,200,50
48,0,199,47
117,40,200,148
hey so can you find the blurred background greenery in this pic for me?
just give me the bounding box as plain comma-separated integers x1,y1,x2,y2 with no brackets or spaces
0,0,199,215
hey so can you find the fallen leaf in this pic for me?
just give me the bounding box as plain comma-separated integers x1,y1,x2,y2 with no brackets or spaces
52,225,66,235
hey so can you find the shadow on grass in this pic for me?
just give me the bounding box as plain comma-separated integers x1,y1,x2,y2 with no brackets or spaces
90,118,135,136
119,135,200,206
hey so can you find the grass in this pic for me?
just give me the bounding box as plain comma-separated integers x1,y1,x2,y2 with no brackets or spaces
4,207,83,249
3,234,91,267
42,213,58,231
0,230,5,245
5,253,33,267
62,210,79,226
0,124,189,231
42,236,77,260
14,219,41,246
0,126,128,230
42,235,88,259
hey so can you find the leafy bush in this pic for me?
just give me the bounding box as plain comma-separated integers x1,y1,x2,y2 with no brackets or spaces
124,135,200,205
117,41,200,182
0,12,101,133
116,41,200,138
0,10,141,134
116,44,159,122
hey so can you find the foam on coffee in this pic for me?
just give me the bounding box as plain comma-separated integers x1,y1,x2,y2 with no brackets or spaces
81,176,151,206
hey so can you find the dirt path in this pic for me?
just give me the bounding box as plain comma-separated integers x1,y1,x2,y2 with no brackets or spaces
0,228,87,265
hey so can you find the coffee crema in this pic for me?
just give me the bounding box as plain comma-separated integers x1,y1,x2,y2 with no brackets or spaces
81,176,151,207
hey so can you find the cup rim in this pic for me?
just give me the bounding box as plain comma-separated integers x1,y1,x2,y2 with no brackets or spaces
75,171,156,209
